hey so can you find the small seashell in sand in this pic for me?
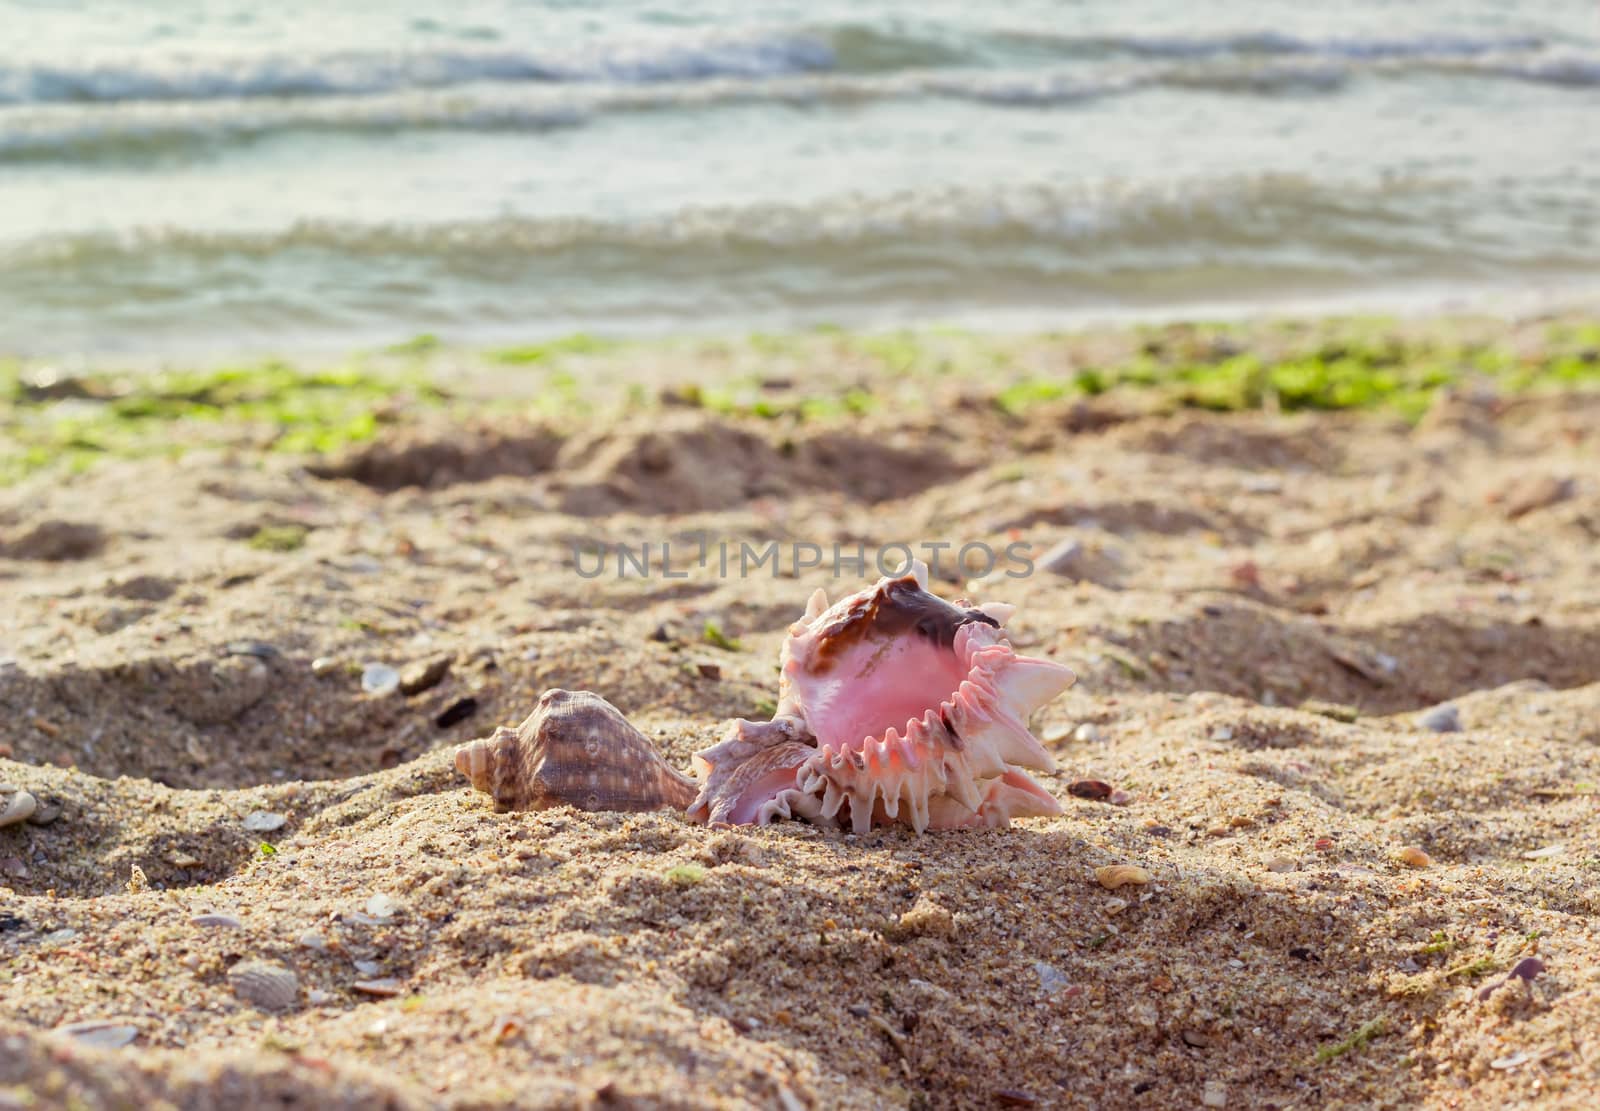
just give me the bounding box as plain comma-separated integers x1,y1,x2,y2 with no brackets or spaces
1095,864,1152,889
242,811,287,833
1396,846,1432,868
351,977,404,997
26,799,62,826
297,930,328,951
190,913,242,929
227,960,299,1011
53,1021,139,1049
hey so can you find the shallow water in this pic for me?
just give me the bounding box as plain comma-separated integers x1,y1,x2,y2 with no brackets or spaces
2,0,1598,356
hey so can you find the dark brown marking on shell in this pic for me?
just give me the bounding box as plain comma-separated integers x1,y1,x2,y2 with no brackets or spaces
478,689,697,814
811,573,998,673
937,706,964,751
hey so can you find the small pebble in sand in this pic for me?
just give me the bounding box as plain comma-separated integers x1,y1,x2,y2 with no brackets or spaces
311,656,339,677
1266,856,1297,873
242,811,287,833
1095,864,1152,889
1068,779,1113,801
227,960,299,1011
1397,846,1433,868
1202,1079,1228,1108
435,697,479,728
361,664,401,696
1034,961,1069,996
1109,789,1134,806
1417,703,1461,733
1073,723,1104,744
225,640,280,660
894,897,956,940
351,977,404,998
353,960,382,976
399,655,451,696
1522,844,1564,860
190,913,242,929
365,893,402,920
0,787,38,829
1104,897,1130,916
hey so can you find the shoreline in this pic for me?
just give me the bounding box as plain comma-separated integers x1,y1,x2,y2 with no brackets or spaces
8,282,1600,370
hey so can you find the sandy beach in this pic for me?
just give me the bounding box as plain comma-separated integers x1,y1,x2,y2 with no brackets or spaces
2,313,1599,1109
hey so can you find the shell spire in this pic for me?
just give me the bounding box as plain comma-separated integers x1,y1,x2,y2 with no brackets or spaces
454,689,697,813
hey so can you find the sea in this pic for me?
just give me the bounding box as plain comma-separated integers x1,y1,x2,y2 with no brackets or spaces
2,0,1598,358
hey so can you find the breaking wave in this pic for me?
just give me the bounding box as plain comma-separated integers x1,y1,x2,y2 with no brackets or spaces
5,46,1598,163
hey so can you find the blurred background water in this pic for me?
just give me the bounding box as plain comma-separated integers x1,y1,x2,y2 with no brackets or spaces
2,0,1597,357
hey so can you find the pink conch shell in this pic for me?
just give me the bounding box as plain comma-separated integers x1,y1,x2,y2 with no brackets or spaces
688,562,1075,833
454,689,698,813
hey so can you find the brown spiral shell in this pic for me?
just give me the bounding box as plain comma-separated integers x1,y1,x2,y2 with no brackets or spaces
454,688,698,814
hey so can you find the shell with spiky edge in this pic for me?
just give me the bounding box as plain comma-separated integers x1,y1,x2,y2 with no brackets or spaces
688,560,1075,833
454,688,698,814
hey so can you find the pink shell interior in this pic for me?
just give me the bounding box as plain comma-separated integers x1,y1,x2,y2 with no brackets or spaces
800,631,968,756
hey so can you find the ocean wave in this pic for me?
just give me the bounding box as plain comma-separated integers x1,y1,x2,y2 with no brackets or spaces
0,30,843,106
990,27,1550,61
5,45,1597,163
0,23,1578,108
6,175,1591,355
2,176,1556,269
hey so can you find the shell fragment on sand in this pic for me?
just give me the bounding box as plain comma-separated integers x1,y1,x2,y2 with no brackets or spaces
0,786,38,829
454,563,1075,833
227,960,299,1011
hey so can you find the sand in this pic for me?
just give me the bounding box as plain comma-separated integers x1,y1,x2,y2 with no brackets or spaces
2,318,1599,1109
